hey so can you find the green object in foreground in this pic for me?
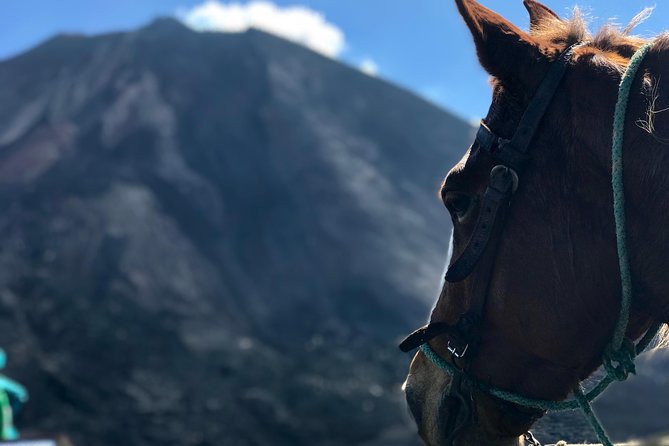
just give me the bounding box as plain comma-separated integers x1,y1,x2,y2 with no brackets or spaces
0,349,28,440
421,41,663,446
0,389,19,440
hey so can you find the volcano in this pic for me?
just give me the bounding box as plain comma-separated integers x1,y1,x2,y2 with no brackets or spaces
0,18,473,445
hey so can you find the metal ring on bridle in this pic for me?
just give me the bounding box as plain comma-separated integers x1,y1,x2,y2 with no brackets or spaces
490,164,519,194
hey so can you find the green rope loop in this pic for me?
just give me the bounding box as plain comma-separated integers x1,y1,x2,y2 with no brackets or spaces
608,40,654,353
603,337,637,381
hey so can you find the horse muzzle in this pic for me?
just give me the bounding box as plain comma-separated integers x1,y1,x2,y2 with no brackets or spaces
404,366,475,446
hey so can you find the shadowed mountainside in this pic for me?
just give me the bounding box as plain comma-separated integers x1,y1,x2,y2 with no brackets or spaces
0,18,472,445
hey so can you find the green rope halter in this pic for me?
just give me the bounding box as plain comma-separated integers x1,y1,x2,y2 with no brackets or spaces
421,41,664,446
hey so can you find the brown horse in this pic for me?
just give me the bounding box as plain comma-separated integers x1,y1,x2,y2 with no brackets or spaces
403,1,669,445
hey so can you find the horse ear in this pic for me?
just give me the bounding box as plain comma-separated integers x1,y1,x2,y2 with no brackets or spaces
523,0,561,32
455,0,544,86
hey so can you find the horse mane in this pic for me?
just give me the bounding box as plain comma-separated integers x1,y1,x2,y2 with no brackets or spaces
531,7,668,65
655,324,669,349
532,7,669,351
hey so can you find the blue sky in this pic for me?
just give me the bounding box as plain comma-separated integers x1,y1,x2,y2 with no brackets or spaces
1,1,667,121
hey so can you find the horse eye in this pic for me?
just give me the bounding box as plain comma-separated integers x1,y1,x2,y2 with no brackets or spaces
442,192,472,221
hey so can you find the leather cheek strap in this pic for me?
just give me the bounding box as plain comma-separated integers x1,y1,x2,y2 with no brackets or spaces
445,166,516,283
444,45,579,284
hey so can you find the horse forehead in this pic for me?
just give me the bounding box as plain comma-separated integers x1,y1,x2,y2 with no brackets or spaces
443,146,496,196
442,150,473,189
485,81,530,139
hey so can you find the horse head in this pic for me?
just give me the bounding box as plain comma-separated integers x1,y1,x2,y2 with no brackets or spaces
403,1,669,444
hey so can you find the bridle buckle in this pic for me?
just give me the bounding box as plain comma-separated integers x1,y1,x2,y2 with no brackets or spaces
447,340,469,358
523,431,541,446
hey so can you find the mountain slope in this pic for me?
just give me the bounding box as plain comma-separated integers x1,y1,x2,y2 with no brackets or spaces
0,18,473,445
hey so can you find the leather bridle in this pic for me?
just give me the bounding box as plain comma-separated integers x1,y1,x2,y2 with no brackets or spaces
399,44,579,443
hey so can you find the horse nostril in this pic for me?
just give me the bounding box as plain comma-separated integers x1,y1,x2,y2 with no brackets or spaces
440,376,474,445
440,394,463,444
404,385,423,427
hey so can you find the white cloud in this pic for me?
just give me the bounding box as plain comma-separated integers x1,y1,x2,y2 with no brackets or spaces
178,1,346,58
359,58,378,76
